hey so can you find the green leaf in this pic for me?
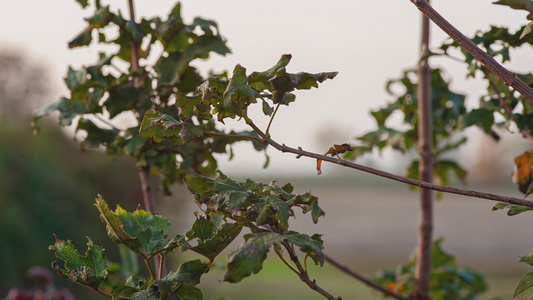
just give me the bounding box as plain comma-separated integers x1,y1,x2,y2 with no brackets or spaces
217,64,258,120
139,109,192,144
191,222,243,260
514,272,533,299
175,286,203,300
166,259,209,286
491,202,533,216
154,51,191,85
86,6,113,30
192,216,214,240
248,54,293,84
269,68,338,104
310,196,325,224
33,97,86,127
75,0,89,8
94,195,172,258
105,85,143,118
518,253,533,267
49,235,108,289
186,172,324,229
65,67,87,91
118,244,139,276
176,93,202,118
76,118,118,148
459,108,494,134
494,0,533,20
224,232,281,283
283,231,324,266
69,28,92,48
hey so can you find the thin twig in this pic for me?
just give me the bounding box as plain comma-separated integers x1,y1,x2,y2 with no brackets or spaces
138,165,156,214
93,114,125,131
281,240,341,300
265,103,281,137
157,254,164,280
324,255,409,300
410,0,533,104
143,258,156,280
202,131,266,143
245,119,533,208
274,244,301,275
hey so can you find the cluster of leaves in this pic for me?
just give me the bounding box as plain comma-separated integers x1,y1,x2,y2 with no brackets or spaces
136,53,337,181
439,24,533,134
32,1,240,193
32,0,337,194
50,195,209,299
185,171,325,283
438,23,533,193
349,19,533,198
346,68,469,188
513,252,533,299
373,239,487,300
50,177,325,299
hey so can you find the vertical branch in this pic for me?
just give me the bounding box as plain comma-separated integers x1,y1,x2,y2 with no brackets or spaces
126,0,156,214
138,165,156,214
128,0,141,89
127,0,162,277
414,1,433,299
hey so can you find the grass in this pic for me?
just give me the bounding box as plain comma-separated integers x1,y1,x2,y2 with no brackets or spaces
168,254,524,300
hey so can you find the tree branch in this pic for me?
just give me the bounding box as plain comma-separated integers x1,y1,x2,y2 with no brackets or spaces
414,4,433,299
281,240,341,300
245,120,533,208
410,0,533,103
324,254,408,300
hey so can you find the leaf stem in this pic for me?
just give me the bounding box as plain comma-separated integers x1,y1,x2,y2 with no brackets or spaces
157,254,164,280
274,244,300,275
265,103,281,138
143,257,157,280
202,131,266,143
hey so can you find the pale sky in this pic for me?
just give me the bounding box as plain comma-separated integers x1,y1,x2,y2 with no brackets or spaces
1,0,530,175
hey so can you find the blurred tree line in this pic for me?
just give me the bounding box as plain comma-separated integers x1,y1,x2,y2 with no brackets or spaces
0,50,145,298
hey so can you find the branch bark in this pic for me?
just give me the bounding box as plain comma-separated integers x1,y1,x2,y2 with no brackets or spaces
127,0,162,278
324,255,409,300
245,120,533,208
126,0,156,215
410,0,533,103
414,4,433,299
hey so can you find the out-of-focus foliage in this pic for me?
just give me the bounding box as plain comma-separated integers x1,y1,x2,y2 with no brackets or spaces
0,120,142,298
348,68,469,191
0,50,50,123
374,239,487,300
32,2,240,194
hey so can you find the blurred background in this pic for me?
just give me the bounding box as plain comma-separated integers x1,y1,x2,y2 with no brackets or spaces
2,0,533,299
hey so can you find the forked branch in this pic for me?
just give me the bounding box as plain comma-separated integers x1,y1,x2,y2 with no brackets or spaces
280,240,341,300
